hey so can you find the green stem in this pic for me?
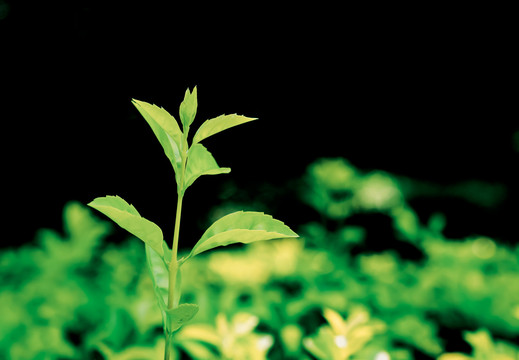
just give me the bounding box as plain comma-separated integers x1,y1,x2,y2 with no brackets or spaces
164,332,174,360
168,192,183,309
168,138,188,310
165,137,188,360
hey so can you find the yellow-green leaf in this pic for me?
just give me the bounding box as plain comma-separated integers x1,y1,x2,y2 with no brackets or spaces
166,303,199,332
132,99,183,187
189,211,298,258
183,144,230,192
179,87,198,130
192,114,257,145
88,196,164,257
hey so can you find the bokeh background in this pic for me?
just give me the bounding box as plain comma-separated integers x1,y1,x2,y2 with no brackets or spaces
1,3,518,359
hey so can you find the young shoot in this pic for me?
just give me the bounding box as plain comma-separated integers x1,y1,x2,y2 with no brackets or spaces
88,87,298,359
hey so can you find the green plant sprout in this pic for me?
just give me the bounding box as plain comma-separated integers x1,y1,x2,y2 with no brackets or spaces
88,87,298,359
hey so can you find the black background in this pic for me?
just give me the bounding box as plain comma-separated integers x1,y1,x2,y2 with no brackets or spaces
2,3,516,248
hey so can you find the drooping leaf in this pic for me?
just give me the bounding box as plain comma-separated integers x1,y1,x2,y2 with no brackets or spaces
192,114,258,145
183,143,230,192
88,196,164,257
166,303,199,332
179,87,198,131
145,244,169,330
188,211,298,258
145,243,186,334
132,99,183,186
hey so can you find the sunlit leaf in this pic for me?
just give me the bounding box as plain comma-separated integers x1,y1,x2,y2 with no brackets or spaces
323,308,347,335
132,99,183,186
179,87,198,131
132,99,182,145
183,143,230,192
437,354,472,360
188,211,298,258
176,324,220,346
178,341,219,360
88,196,164,257
192,114,257,145
166,303,199,332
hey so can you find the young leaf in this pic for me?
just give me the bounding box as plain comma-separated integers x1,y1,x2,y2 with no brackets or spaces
192,114,258,145
188,211,298,258
183,143,230,192
132,99,183,187
132,99,183,145
166,303,199,332
179,87,198,131
88,196,164,257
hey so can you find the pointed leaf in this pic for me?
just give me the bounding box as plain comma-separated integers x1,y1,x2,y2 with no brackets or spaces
132,99,183,186
166,303,199,332
179,87,198,130
189,211,298,258
183,143,230,191
192,114,258,145
88,196,164,257
132,99,182,144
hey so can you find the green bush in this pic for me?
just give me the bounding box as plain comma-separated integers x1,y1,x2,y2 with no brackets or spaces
1,158,518,359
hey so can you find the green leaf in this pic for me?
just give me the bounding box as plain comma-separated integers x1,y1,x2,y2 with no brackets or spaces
145,244,169,331
132,99,183,145
183,144,230,192
189,211,298,258
166,303,199,332
192,114,258,145
179,87,198,131
88,196,164,257
132,99,183,186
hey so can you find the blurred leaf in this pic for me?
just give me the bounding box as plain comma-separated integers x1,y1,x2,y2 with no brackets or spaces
184,144,230,191
303,327,338,360
192,114,257,145
323,308,347,335
178,340,219,360
176,324,221,346
88,196,164,258
188,211,298,258
437,354,472,360
96,338,166,360
166,303,199,332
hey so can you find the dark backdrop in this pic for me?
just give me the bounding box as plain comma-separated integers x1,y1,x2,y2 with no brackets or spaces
2,3,516,248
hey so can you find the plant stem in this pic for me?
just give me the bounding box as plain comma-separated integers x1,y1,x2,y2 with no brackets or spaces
164,332,174,360
168,139,188,309
168,192,183,309
165,138,188,360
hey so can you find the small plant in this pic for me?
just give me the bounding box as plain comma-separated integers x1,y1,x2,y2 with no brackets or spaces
88,87,298,359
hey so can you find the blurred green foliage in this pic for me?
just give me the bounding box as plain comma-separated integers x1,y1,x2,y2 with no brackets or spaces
1,158,518,359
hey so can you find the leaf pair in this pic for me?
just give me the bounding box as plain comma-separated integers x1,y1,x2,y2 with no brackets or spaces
88,196,298,263
88,196,298,331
